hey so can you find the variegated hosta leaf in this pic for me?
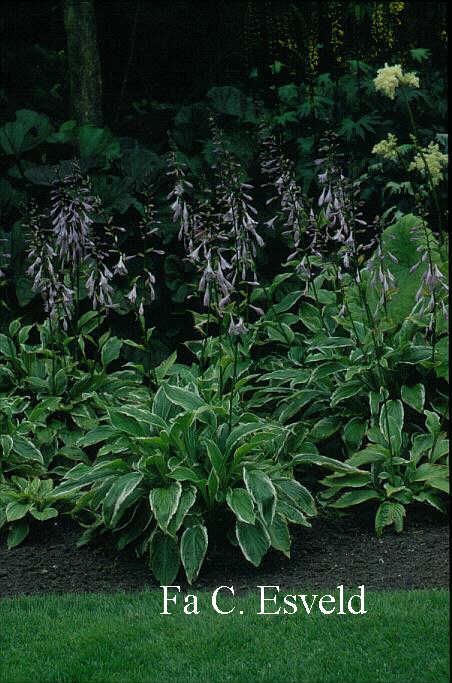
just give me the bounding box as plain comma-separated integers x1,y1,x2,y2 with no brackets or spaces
226,488,255,524
149,481,182,532
180,525,208,584
273,478,317,517
375,501,406,536
269,513,291,557
167,486,197,536
329,490,382,509
102,472,143,529
236,520,270,567
276,500,311,526
243,469,276,527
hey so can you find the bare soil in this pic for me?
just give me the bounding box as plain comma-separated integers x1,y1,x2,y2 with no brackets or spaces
0,505,448,598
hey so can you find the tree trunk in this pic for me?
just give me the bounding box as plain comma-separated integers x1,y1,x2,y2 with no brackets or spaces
62,0,103,126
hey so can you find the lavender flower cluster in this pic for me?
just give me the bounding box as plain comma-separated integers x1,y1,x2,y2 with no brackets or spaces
167,120,265,335
409,220,448,325
25,161,162,330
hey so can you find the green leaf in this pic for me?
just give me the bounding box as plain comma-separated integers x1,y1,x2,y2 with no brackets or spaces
207,468,219,504
311,361,347,382
272,290,304,314
180,525,208,584
379,400,404,455
207,86,247,117
401,384,425,413
0,334,15,357
331,382,363,407
77,425,119,447
243,469,276,526
298,302,323,332
7,520,30,549
149,482,182,532
367,214,445,324
154,351,177,383
274,478,316,517
149,532,180,584
169,467,203,483
269,513,291,557
162,384,205,412
0,435,13,457
226,488,255,524
12,435,44,463
167,486,197,535
425,411,441,437
103,472,143,529
51,460,128,498
29,508,58,521
236,521,270,567
276,500,311,526
278,389,326,422
343,418,367,450
375,501,406,536
6,502,32,522
0,110,53,155
346,445,389,466
428,479,449,494
203,439,223,477
310,417,342,442
330,490,381,508
101,336,123,367
107,409,149,437
293,454,364,473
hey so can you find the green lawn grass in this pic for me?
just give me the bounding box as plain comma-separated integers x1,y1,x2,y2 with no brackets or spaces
0,588,449,682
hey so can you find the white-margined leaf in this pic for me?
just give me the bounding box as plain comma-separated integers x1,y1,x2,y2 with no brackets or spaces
149,481,182,532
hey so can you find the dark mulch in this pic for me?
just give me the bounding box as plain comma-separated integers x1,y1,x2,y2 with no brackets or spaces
0,506,449,599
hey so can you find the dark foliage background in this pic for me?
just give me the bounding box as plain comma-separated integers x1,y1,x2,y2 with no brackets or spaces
1,1,448,120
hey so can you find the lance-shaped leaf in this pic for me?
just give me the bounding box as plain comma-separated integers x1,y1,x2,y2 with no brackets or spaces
204,438,224,477
107,409,149,437
150,532,180,584
180,525,208,584
274,478,316,517
293,454,366,473
149,481,182,532
77,425,120,447
226,488,255,524
330,490,382,508
375,501,406,536
243,469,276,526
103,472,143,529
12,435,43,463
236,520,270,567
276,500,311,526
269,513,291,557
162,384,205,411
167,486,197,536
51,460,129,498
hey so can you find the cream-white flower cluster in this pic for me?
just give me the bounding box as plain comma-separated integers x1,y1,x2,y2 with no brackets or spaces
372,133,399,161
408,142,448,186
374,63,420,99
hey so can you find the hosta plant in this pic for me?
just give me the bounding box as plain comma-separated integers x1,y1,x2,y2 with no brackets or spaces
296,400,449,535
0,476,73,549
52,379,317,584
